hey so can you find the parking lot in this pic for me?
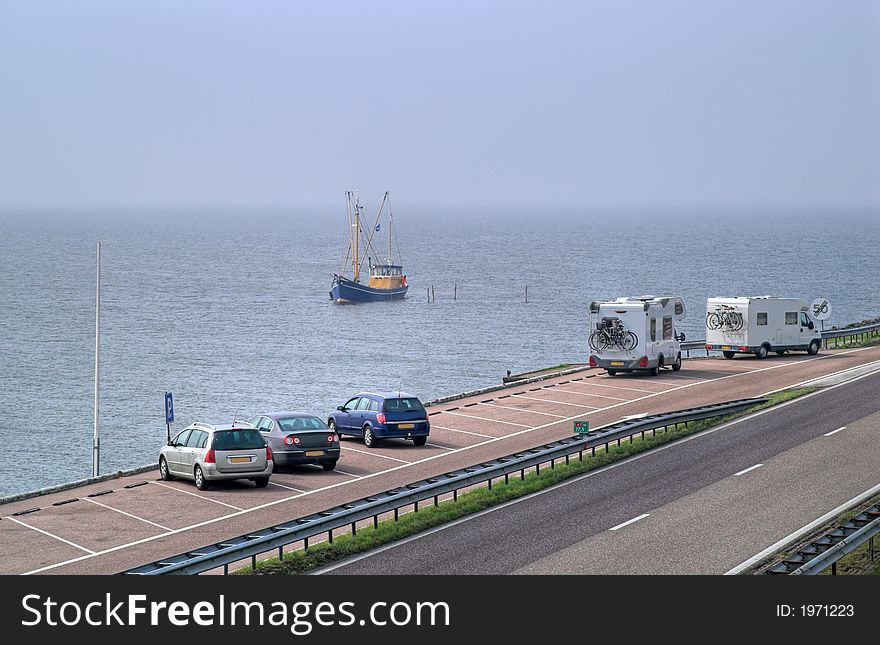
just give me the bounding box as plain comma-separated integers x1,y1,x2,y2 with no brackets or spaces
2,347,878,575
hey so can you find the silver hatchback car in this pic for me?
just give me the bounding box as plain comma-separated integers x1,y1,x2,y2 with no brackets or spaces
159,421,273,490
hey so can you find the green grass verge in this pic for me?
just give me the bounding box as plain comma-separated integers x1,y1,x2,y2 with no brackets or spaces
242,387,816,575
825,331,880,350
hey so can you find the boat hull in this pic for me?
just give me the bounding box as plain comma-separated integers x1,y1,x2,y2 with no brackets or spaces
331,276,408,303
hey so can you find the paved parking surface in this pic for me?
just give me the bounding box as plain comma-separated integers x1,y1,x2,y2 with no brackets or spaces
2,347,878,574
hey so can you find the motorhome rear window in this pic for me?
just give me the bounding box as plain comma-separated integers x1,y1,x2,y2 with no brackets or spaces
674,302,683,316
785,312,798,325
663,316,673,340
757,312,768,326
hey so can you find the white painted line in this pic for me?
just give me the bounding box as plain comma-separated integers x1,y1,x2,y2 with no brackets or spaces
548,388,628,401
82,497,172,531
733,463,763,477
150,481,243,510
25,348,880,575
425,442,454,451
823,426,847,437
6,517,96,554
269,481,306,493
341,446,412,464
443,411,531,428
479,402,567,418
726,481,880,575
332,468,363,479
609,513,650,531
430,425,495,439
510,394,599,410
564,381,660,394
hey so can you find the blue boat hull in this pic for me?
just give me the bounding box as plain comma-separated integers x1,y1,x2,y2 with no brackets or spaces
331,276,408,303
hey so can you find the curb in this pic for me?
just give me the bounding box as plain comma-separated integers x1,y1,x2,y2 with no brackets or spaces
0,463,157,506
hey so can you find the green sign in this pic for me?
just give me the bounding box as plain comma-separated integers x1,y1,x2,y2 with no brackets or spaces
573,420,590,434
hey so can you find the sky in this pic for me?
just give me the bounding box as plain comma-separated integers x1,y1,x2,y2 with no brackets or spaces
0,0,877,213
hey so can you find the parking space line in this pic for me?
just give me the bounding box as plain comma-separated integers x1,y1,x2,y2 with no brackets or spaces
823,426,847,437
430,425,495,439
150,481,243,510
342,446,412,464
28,351,868,575
333,468,363,479
425,442,454,451
733,463,763,477
564,382,660,394
511,394,599,410
443,411,532,427
82,497,172,531
6,517,96,554
548,388,628,401
269,482,307,493
610,513,650,531
479,402,567,418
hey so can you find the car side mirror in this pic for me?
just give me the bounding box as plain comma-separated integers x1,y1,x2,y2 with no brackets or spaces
808,321,814,329
337,405,345,411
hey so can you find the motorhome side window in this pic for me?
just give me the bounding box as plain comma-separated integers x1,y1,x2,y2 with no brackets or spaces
650,318,657,341
757,312,768,326
662,316,673,340
785,312,798,325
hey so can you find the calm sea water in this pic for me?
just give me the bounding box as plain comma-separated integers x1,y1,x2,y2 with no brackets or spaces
1,209,877,496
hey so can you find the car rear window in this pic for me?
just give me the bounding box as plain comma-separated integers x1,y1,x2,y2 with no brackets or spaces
278,417,328,431
383,398,425,413
212,429,265,450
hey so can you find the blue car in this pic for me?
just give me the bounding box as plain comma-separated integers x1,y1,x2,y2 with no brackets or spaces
327,391,430,448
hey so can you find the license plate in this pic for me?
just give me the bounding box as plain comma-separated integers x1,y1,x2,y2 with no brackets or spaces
721,346,732,350
229,456,251,463
610,361,624,366
305,450,324,457
399,423,415,429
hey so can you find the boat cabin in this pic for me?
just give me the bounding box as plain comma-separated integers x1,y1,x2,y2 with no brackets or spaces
369,263,405,289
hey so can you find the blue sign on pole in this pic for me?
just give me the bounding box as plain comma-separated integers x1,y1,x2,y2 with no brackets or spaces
164,392,174,424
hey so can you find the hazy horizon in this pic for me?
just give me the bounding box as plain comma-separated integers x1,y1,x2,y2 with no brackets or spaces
1,1,878,215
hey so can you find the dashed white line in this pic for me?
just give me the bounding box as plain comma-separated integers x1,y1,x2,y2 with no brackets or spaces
548,388,628,401
823,426,847,437
609,513,650,531
430,425,495,439
511,394,599,410
341,446,412,464
333,468,363,479
269,481,307,493
150,481,243,510
443,411,531,428
6,517,96,554
479,402,567,418
563,381,660,394
425,442,454,451
82,497,172,531
733,463,763,477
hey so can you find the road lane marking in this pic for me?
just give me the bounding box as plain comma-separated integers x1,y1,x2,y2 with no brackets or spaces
269,482,306,493
510,394,598,410
82,497,172,531
25,348,878,575
6,517,96,554
425,442,454,450
341,446,412,464
733,463,763,476
333,468,363,478
442,411,531,427
150,481,243,510
479,403,567,418
564,382,660,394
610,513,650,531
823,426,847,437
430,425,495,439
548,388,628,401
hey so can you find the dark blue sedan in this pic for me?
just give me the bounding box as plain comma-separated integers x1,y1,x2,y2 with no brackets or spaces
327,392,430,448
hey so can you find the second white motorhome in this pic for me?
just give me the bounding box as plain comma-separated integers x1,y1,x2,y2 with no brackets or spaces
705,296,821,358
588,296,686,376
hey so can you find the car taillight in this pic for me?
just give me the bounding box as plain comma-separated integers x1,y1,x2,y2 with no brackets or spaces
328,434,338,443
376,413,386,424
638,356,649,367
740,346,749,351
589,356,597,367
204,449,215,464
284,435,296,445
705,344,713,350
266,445,273,461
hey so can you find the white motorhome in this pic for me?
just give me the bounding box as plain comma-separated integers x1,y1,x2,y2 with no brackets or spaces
588,296,686,376
705,296,821,359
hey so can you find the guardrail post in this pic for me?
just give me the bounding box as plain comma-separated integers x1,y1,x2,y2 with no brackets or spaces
394,508,399,521
373,514,378,529
536,463,540,475
871,537,875,562
831,561,837,575
520,468,525,480
414,500,419,512
579,449,584,461
278,546,283,561
328,529,333,544
224,564,228,575
565,454,570,465
304,537,309,552
251,555,256,571
550,459,555,470
351,522,356,535
504,473,509,485
453,489,458,501
434,495,439,506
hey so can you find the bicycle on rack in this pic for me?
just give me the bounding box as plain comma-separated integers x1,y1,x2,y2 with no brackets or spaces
706,305,744,331
589,317,638,351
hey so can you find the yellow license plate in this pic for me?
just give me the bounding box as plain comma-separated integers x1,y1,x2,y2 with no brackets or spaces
721,346,732,350
399,423,415,429
305,450,324,457
610,361,624,366
229,456,250,463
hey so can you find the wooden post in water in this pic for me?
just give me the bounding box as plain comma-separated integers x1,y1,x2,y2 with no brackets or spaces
432,285,435,303
427,287,430,303
454,283,457,300
525,285,529,303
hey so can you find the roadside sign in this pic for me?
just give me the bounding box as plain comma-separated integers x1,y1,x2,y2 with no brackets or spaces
573,420,590,434
164,392,174,424
811,297,831,321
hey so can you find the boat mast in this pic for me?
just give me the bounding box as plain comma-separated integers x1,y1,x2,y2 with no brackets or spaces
352,192,360,283
387,193,393,264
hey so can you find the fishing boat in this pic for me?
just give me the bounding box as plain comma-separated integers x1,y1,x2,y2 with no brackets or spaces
330,191,409,303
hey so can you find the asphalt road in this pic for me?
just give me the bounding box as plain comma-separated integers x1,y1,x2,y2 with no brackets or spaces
319,369,880,575
2,346,879,574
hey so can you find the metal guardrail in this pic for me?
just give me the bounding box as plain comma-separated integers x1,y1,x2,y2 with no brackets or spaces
680,320,880,357
124,397,767,575
766,501,880,575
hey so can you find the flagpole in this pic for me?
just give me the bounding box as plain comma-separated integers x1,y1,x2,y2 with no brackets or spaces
93,241,101,477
